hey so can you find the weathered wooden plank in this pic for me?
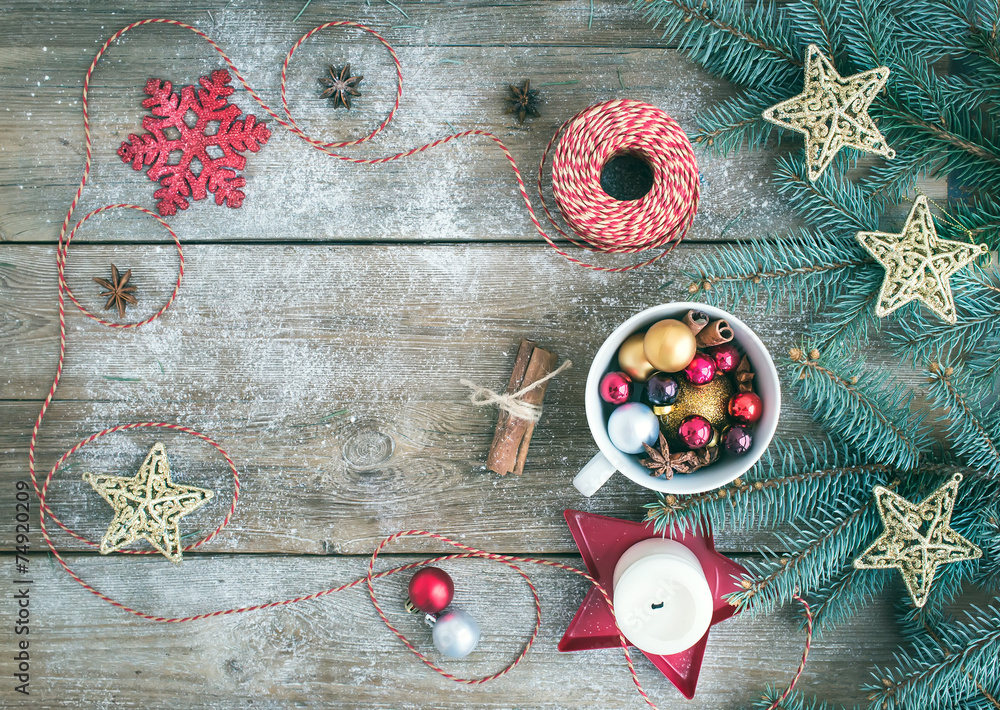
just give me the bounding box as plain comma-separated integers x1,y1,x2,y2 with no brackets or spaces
0,0,678,51
5,552,902,708
0,243,918,399
0,244,922,555
0,41,798,244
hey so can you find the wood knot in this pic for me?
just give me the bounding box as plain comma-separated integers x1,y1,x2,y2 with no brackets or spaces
342,429,395,470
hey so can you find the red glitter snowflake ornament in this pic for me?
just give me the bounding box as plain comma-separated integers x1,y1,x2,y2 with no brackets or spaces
118,69,271,216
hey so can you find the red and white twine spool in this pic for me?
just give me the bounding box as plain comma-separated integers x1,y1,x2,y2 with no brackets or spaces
539,100,700,269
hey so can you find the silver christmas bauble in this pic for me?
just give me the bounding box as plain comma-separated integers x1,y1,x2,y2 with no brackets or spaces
607,403,660,454
432,608,481,658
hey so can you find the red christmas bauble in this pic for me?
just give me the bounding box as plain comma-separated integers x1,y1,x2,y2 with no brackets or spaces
722,425,753,455
728,391,763,424
408,567,454,614
708,343,740,375
678,415,713,449
683,352,716,385
599,371,632,404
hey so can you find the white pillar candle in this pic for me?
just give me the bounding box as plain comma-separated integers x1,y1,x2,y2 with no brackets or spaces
611,538,714,655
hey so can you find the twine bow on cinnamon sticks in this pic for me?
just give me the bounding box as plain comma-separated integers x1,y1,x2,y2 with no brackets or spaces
461,340,571,476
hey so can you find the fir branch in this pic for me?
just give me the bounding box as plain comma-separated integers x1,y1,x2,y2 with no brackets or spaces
809,566,889,635
890,267,1000,371
692,88,784,155
980,516,1000,591
645,438,893,533
636,0,803,89
773,153,882,233
684,231,873,312
901,616,1000,710
859,149,939,206
806,268,884,351
786,346,931,469
753,686,853,710
925,363,1000,478
726,506,883,617
947,194,1000,251
868,603,1000,710
784,0,842,61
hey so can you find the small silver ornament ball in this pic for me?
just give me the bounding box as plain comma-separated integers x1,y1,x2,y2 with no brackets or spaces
432,608,481,658
607,402,660,454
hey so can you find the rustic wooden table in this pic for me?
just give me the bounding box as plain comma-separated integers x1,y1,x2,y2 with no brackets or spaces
1,1,919,707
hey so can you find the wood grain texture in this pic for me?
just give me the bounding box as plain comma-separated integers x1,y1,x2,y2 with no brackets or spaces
0,1,925,707
7,552,907,709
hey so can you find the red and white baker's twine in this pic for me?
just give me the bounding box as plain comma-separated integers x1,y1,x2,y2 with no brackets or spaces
28,19,799,708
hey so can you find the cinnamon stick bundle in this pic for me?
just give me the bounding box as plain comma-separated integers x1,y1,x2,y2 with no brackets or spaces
486,339,558,475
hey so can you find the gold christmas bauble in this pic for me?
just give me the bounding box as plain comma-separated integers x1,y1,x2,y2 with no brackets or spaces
658,376,734,442
643,319,697,373
617,332,656,382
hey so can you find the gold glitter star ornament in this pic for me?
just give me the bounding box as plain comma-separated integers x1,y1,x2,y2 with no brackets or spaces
856,196,988,324
854,474,981,608
763,44,894,180
83,442,213,563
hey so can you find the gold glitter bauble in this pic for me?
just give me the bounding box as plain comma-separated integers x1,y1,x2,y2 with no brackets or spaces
643,319,697,373
854,473,981,608
658,376,734,442
618,331,656,382
856,196,988,325
82,442,213,564
762,44,894,181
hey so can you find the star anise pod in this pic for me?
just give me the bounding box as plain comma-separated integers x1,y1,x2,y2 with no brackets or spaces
93,263,137,319
735,354,756,393
319,64,363,109
505,79,541,124
673,446,720,474
641,432,675,479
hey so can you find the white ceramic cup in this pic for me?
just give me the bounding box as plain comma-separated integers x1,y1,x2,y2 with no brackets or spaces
574,302,780,496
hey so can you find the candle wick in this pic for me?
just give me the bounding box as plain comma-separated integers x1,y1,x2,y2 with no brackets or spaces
650,602,664,610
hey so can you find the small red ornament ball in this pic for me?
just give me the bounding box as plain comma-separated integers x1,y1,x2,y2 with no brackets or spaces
678,415,713,449
408,567,455,614
708,343,740,374
723,425,753,455
599,371,632,404
728,391,763,424
684,352,716,385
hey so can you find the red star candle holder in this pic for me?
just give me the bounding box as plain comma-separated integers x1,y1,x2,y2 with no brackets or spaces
558,510,747,699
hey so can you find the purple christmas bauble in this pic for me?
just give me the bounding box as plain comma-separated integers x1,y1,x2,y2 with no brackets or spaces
683,352,716,385
708,343,740,374
722,425,753,455
599,371,632,405
646,372,680,406
677,415,713,449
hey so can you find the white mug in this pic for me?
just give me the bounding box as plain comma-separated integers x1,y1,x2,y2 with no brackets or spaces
574,302,780,496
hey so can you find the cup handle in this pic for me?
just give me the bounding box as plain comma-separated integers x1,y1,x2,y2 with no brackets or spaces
574,452,617,497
